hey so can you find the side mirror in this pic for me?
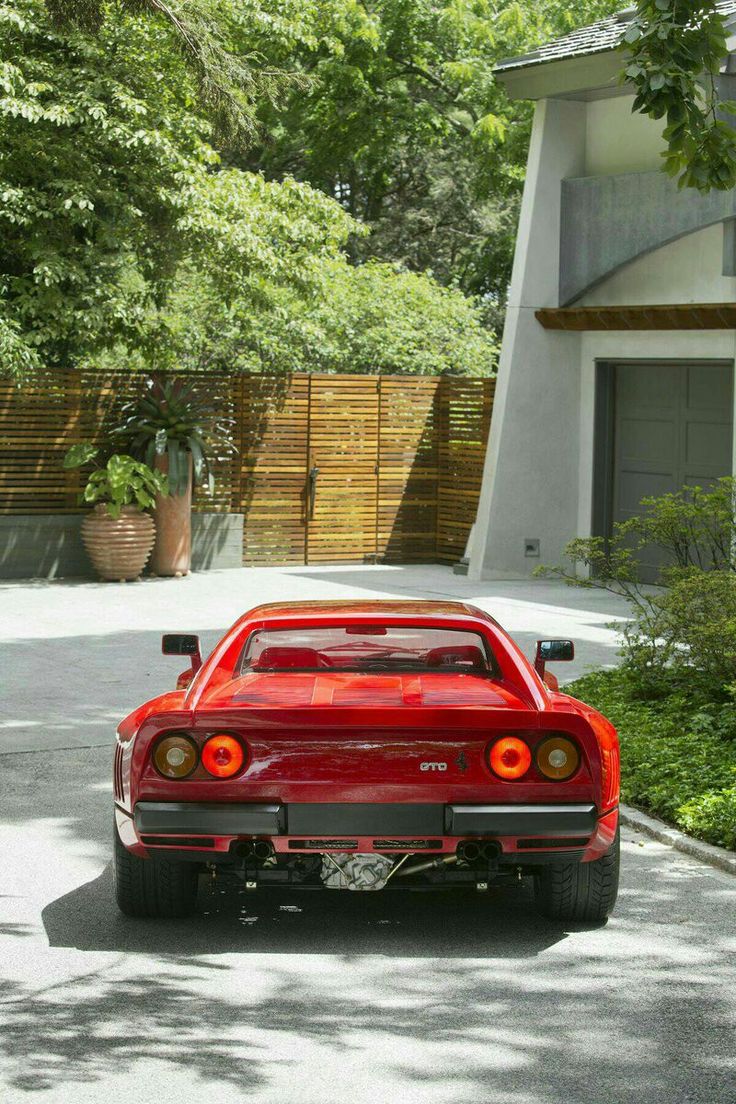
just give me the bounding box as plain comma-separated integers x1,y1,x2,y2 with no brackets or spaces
162,633,202,677
534,639,574,681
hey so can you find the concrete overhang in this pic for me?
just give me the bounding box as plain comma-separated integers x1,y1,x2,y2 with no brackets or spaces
495,24,736,103
495,51,626,102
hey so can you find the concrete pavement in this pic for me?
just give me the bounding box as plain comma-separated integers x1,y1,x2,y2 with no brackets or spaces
1,565,734,1103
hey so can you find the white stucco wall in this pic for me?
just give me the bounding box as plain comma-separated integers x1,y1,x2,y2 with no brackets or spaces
471,87,736,581
471,98,586,579
585,95,666,177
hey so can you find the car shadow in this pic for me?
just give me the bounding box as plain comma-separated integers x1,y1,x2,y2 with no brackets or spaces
41,864,597,958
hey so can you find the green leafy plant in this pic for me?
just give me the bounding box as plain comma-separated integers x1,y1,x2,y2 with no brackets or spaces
162,257,498,376
63,443,168,518
112,376,235,496
569,667,736,850
538,478,736,693
623,1,736,192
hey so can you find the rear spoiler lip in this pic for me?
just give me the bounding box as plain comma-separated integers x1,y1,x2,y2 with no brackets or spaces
184,707,597,740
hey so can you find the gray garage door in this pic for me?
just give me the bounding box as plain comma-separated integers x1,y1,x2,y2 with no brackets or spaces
612,361,733,582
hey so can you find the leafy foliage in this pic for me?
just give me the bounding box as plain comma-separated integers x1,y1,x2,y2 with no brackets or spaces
160,258,498,376
63,444,168,517
0,0,209,373
0,1,362,377
43,0,280,141
240,0,621,299
678,786,736,850
570,667,736,850
112,376,236,496
1,0,500,379
539,479,736,693
624,1,736,191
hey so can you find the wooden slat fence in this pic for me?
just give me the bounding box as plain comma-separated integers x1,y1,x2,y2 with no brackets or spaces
0,371,494,565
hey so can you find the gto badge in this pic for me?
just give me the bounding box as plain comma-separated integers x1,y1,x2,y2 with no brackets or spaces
420,761,447,772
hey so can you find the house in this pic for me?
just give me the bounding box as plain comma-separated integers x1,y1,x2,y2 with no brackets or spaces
470,4,736,582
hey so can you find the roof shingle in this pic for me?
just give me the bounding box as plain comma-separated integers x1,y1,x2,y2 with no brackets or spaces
496,2,736,74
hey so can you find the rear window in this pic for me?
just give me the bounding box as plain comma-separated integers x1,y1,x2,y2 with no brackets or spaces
239,626,493,675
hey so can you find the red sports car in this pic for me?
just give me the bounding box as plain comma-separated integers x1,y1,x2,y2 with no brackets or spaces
114,600,620,921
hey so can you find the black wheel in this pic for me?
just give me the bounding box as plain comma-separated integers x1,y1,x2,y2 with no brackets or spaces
114,821,199,918
534,828,620,922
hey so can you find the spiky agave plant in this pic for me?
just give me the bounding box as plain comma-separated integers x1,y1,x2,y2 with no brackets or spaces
112,376,235,496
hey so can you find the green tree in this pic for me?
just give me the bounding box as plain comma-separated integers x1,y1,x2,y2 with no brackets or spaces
2,0,502,380
157,256,498,376
624,1,736,192
0,1,356,377
237,1,621,300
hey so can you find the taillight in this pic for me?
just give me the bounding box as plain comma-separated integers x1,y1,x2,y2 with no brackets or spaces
488,736,532,780
536,735,580,781
153,733,198,779
202,733,245,778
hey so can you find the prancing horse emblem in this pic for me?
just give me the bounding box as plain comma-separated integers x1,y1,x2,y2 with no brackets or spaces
455,751,468,773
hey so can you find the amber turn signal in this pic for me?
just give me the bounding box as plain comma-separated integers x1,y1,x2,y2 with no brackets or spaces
202,733,245,778
489,736,532,780
153,734,198,779
536,735,580,781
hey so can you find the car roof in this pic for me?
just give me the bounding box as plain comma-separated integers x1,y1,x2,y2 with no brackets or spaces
240,599,489,622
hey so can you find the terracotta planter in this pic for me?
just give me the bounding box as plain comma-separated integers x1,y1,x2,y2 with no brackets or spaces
81,504,156,582
150,453,193,576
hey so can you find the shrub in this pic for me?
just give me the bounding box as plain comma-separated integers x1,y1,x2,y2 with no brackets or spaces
540,478,736,695
678,788,736,850
569,668,736,850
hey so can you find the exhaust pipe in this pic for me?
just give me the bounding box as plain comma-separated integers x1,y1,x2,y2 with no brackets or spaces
457,840,501,863
395,855,457,877
457,840,481,863
235,840,275,860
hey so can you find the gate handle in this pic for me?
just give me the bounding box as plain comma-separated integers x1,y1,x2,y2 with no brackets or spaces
308,465,320,519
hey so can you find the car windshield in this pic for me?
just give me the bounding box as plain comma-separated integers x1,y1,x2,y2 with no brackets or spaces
239,627,494,674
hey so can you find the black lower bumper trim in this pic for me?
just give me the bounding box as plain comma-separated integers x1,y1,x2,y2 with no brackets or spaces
287,803,444,836
447,804,597,836
133,801,598,840
134,802,284,836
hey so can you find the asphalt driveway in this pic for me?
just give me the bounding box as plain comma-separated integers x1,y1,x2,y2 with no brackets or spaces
1,565,734,1103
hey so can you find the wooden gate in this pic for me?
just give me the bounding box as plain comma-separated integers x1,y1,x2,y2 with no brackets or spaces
306,376,380,563
237,374,494,565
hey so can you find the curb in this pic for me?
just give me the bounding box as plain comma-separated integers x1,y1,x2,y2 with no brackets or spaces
620,803,736,876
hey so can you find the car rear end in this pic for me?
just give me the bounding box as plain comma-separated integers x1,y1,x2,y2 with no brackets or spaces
114,606,620,920
116,680,618,891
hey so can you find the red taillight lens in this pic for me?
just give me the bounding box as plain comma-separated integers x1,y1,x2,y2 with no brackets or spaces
488,736,532,780
201,734,245,778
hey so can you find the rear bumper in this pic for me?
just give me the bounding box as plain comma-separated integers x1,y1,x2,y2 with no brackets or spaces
133,800,598,840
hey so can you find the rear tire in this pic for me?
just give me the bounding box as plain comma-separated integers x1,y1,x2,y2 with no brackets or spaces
114,821,199,918
534,828,619,922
